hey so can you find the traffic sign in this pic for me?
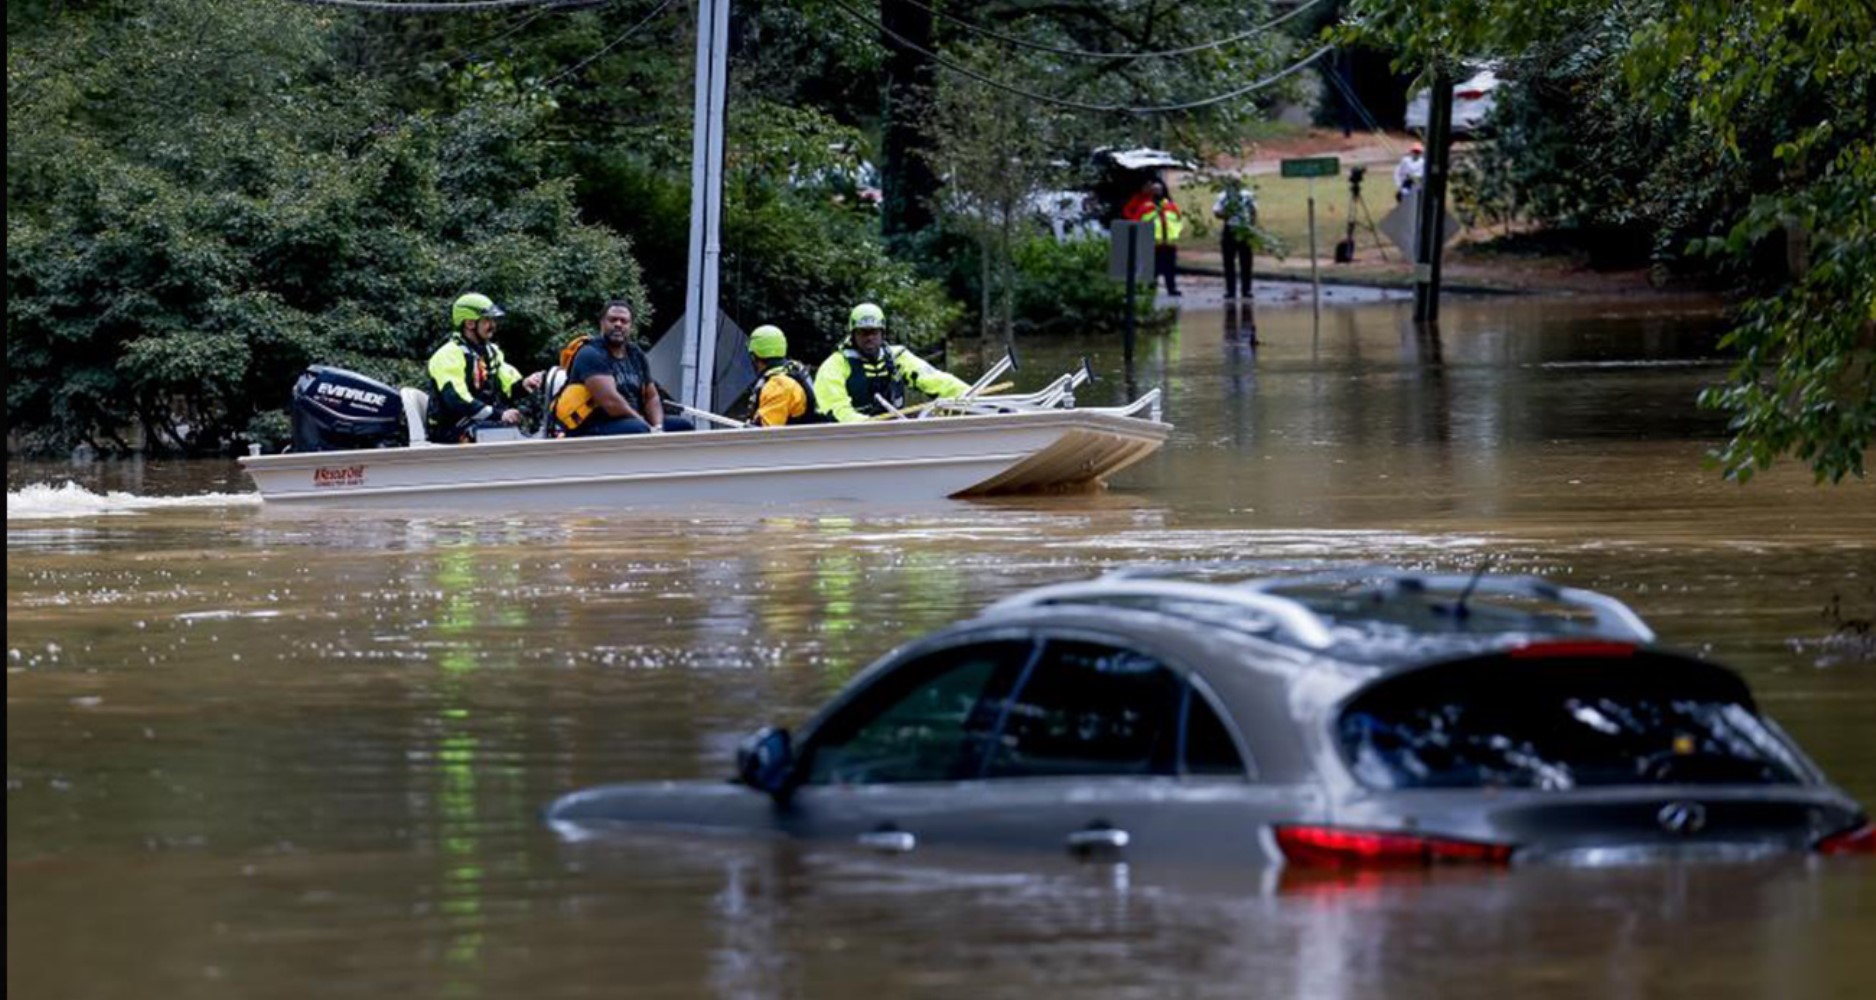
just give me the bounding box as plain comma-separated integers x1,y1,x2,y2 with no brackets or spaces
1380,191,1460,257
1108,221,1154,281
1280,156,1341,179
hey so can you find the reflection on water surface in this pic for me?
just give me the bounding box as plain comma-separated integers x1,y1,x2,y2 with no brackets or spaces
8,297,1873,999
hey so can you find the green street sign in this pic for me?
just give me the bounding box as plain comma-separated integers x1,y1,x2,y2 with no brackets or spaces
1280,156,1341,179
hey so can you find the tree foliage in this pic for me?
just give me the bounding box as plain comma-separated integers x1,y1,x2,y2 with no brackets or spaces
1345,0,1874,482
7,0,645,455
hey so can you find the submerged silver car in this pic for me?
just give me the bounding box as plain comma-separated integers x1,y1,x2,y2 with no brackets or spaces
547,567,1874,868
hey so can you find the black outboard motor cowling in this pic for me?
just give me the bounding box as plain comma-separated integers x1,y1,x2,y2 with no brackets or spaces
289,366,408,452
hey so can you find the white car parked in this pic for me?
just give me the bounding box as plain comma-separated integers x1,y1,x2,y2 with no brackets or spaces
1405,66,1502,137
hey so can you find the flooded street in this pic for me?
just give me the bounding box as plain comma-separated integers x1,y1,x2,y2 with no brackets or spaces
9,295,1874,999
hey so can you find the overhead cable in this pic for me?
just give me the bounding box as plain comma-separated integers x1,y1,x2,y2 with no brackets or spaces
284,0,606,14
887,0,1329,60
829,0,1333,115
1321,60,1405,157
439,5,561,67
542,0,679,86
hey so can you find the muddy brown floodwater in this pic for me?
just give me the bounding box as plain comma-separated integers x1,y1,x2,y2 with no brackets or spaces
9,295,1874,999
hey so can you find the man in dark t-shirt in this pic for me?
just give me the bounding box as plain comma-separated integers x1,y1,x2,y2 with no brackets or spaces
564,301,694,436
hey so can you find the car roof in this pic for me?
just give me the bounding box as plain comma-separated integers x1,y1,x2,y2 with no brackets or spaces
974,565,1658,672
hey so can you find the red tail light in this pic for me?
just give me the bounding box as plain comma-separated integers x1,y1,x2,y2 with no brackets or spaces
1816,824,1875,855
1274,825,1515,868
1508,641,1635,659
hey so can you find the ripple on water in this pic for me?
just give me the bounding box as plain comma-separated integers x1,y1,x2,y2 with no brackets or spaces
6,480,259,521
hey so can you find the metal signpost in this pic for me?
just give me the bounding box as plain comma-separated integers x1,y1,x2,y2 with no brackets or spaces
678,0,730,413
1108,220,1154,366
1281,156,1340,324
1380,191,1458,261
1414,70,1456,322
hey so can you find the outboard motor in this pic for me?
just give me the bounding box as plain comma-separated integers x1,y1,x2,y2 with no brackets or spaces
289,366,408,452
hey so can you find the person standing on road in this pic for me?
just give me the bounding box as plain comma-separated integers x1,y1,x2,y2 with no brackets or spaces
1141,180,1184,297
1394,145,1425,202
1213,176,1258,301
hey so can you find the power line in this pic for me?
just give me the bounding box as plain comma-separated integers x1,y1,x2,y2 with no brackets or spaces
542,0,679,86
828,0,1332,115
1321,59,1405,157
284,0,606,14
436,6,556,67
887,0,1329,61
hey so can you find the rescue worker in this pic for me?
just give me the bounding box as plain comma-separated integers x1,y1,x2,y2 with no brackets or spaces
1212,176,1258,301
814,303,970,423
1394,145,1425,202
1142,180,1184,297
744,325,822,427
425,292,542,443
559,300,694,436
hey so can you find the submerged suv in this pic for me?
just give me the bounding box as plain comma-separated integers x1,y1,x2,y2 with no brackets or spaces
548,567,1874,868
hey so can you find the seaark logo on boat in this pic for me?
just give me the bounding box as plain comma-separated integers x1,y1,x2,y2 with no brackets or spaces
313,465,367,489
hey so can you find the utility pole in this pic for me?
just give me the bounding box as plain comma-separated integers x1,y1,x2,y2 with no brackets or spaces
1412,67,1454,323
679,0,729,411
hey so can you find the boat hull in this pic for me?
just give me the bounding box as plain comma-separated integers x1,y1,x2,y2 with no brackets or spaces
239,410,1167,510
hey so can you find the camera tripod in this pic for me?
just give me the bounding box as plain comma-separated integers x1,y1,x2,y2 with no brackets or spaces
1334,166,1390,263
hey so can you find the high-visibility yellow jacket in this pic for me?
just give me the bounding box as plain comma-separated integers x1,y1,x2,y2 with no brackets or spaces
1142,199,1184,244
814,344,969,423
425,335,524,440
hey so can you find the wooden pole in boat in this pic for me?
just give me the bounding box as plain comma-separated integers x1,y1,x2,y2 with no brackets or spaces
870,383,1015,419
669,403,746,429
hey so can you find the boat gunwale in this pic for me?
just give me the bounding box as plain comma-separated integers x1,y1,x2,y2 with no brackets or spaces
239,408,1170,472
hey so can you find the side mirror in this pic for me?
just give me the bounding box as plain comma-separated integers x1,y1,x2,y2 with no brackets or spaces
735,726,794,796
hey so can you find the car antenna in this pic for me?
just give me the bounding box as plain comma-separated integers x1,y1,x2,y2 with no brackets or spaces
1453,555,1496,621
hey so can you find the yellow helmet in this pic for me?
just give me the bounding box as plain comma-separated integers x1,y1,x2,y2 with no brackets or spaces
451,292,504,328
848,302,885,331
748,325,787,360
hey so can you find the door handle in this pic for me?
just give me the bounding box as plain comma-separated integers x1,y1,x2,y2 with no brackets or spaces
1066,827,1130,853
857,829,917,854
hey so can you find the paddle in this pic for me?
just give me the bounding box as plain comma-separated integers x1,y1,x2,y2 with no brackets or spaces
871,383,1016,420
668,402,747,429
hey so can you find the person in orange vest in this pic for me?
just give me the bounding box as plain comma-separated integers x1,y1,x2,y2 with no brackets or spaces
1140,180,1184,297
1121,178,1158,224
743,325,825,427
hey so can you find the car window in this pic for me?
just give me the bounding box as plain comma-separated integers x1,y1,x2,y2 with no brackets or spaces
804,640,1033,786
1182,685,1248,777
1337,655,1807,790
981,639,1185,779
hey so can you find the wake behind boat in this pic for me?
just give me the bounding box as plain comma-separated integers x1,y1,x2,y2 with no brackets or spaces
239,362,1168,510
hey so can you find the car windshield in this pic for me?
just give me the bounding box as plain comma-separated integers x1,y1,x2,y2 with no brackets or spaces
1337,654,1808,790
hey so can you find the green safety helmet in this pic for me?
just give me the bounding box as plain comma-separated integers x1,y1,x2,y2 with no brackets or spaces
452,292,505,328
848,302,886,332
748,325,788,360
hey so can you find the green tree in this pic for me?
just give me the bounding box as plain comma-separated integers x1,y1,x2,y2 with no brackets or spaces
7,0,644,455
925,44,1058,347
1343,0,1874,482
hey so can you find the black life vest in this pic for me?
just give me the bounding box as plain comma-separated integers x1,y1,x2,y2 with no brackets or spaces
745,359,826,425
843,346,906,417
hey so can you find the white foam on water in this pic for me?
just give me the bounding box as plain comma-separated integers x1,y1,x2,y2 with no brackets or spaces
5,481,260,521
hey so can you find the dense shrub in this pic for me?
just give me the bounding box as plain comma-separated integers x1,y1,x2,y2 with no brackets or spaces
7,1,644,455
